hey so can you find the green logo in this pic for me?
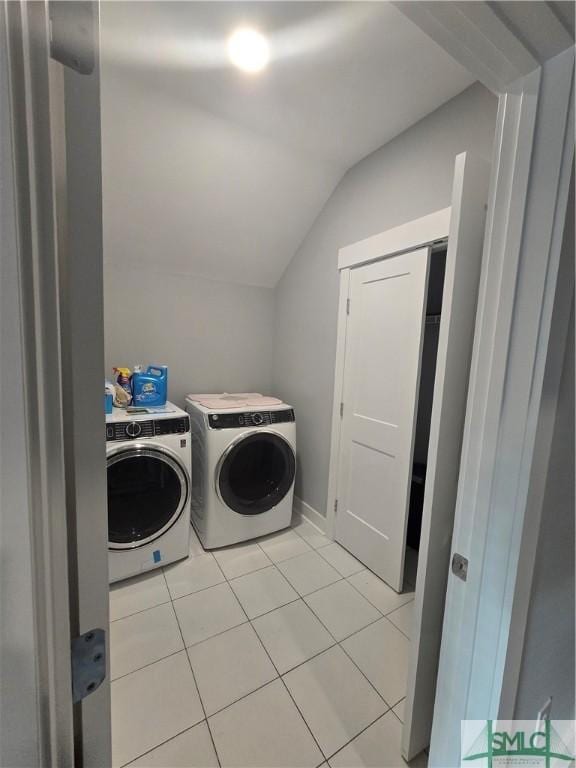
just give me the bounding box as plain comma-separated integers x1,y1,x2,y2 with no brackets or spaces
462,720,575,768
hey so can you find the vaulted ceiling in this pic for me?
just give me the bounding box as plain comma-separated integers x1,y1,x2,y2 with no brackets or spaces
101,2,474,287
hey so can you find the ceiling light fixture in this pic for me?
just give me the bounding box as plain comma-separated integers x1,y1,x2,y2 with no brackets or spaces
227,27,270,73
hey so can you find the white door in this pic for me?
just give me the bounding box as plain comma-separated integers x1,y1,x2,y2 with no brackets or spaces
335,248,430,591
401,153,490,761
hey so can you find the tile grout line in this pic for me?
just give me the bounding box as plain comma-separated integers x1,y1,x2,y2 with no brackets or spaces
110,552,411,647
314,545,366,579
203,672,281,720
119,722,208,768
169,594,393,727
277,674,329,763
336,628,406,713
110,597,173,624
216,548,329,764
215,559,273,581
110,527,415,766
112,571,217,767
164,569,223,768
251,613,339,678
322,709,394,764
110,556,412,679
211,540,273,578
112,527,410,619
384,603,414,641
250,561,399,737
291,519,333,548
111,646,184,685
390,705,404,725
302,594,396,712
344,572,415,618
120,696,398,768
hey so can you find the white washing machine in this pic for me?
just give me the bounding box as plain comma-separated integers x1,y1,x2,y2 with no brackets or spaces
106,402,191,582
186,396,296,549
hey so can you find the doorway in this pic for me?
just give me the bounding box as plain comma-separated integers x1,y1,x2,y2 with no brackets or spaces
3,3,564,764
327,151,491,758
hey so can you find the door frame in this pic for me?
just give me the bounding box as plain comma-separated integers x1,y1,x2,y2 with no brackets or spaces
3,1,573,766
328,13,574,762
390,10,574,766
326,206,452,536
2,3,75,765
327,152,491,759
2,1,111,766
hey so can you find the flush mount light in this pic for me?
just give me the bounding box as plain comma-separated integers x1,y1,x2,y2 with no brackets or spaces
227,27,270,73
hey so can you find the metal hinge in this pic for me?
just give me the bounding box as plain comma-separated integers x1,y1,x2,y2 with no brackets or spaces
340,402,344,418
346,298,350,315
451,553,468,582
71,628,106,703
334,499,338,513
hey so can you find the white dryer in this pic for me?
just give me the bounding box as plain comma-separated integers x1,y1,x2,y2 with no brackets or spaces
106,402,191,582
186,396,296,549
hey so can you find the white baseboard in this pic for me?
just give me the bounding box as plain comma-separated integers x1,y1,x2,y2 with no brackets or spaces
292,495,327,534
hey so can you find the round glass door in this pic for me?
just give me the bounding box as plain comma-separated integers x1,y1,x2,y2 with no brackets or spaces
107,447,188,549
217,432,296,516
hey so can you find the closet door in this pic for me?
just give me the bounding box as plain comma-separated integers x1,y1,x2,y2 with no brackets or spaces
335,247,430,591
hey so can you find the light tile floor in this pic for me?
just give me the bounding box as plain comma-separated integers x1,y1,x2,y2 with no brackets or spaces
109,524,422,768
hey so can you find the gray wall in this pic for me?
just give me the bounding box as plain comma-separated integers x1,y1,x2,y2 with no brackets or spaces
104,265,275,407
273,82,497,515
514,202,575,720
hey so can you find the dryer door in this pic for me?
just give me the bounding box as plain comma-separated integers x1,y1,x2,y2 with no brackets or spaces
217,431,296,516
107,446,189,549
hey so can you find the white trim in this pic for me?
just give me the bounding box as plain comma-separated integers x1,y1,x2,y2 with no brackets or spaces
338,207,451,270
52,3,112,763
429,49,575,767
292,496,327,535
393,2,537,93
4,3,74,765
325,267,351,537
393,2,573,93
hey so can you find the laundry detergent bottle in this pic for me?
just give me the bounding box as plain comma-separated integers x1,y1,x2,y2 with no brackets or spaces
131,365,168,407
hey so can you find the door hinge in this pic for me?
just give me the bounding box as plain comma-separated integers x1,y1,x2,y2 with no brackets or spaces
71,628,106,703
340,402,344,418
451,553,468,582
346,298,350,315
334,499,338,513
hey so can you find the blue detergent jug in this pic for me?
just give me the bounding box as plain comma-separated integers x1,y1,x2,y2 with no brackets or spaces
131,365,168,407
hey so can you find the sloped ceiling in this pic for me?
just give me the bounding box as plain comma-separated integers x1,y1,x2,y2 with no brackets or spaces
101,2,474,287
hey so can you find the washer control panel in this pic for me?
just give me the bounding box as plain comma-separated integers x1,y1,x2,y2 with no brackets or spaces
208,409,295,430
106,416,190,442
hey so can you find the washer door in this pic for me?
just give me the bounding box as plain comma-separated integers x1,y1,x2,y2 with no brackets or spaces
107,446,189,550
217,431,296,516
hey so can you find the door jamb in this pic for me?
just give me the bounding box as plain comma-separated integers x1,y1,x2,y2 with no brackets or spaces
386,8,574,762
3,2,75,764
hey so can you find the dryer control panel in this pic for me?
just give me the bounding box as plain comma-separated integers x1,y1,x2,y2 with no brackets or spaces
208,409,295,429
106,416,190,442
